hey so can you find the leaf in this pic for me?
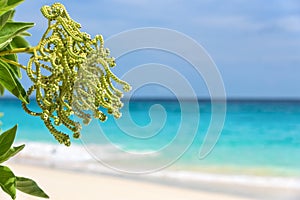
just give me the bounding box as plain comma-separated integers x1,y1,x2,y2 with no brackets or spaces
0,59,28,103
16,177,49,198
11,35,30,49
7,36,32,77
2,43,21,78
0,37,11,50
7,9,15,21
0,10,13,30
0,0,8,8
0,125,17,157
0,165,16,199
18,31,31,37
0,0,24,16
0,83,4,95
0,21,34,50
0,144,25,163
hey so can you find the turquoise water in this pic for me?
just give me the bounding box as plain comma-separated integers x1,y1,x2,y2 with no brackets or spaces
1,98,300,177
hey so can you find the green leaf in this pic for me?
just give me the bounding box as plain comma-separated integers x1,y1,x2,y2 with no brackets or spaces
0,165,16,199
0,83,4,95
0,0,24,16
0,125,17,157
0,37,11,50
11,35,30,49
0,0,8,8
2,43,21,78
16,177,49,198
0,59,28,103
7,9,15,21
18,31,31,37
0,21,34,50
0,144,25,163
0,10,13,30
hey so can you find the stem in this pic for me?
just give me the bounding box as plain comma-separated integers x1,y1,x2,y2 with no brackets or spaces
0,57,27,70
0,47,36,56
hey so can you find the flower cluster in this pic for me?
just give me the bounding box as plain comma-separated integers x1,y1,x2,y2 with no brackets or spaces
22,3,131,146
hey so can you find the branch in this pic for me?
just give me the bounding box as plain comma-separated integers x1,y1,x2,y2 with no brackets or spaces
0,57,27,70
0,47,36,57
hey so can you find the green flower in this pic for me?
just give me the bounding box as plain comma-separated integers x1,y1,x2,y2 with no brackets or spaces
20,3,131,146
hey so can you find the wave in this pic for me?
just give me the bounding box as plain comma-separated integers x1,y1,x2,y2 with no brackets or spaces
10,141,300,191
151,170,300,190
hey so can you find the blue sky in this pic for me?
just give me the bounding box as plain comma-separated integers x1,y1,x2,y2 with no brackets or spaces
11,0,300,98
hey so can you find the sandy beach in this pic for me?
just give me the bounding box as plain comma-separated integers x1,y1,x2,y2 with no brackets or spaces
0,164,256,200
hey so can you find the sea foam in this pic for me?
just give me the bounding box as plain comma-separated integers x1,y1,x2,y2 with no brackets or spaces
10,141,300,191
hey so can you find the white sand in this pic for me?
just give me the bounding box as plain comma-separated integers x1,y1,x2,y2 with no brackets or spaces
0,164,258,200
0,164,256,200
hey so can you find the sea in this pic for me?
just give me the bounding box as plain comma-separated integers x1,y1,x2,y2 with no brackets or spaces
1,98,300,198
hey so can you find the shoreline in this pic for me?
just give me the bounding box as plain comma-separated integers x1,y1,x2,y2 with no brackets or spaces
4,162,300,200
2,163,256,200
6,141,300,200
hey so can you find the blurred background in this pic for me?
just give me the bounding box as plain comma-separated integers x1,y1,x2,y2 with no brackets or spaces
10,0,300,99
1,1,300,199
